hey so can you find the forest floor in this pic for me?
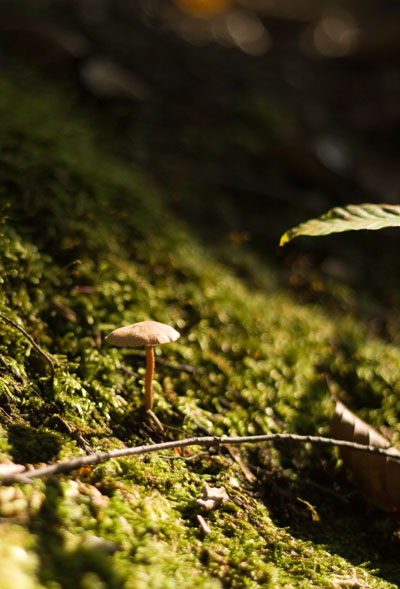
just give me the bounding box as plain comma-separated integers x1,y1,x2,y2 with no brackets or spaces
1,2,400,588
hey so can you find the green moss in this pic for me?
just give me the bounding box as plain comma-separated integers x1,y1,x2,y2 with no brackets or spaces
0,525,41,589
0,71,399,588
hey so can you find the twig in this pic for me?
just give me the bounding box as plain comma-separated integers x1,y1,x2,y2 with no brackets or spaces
146,409,165,431
225,444,257,484
160,451,210,462
52,416,92,454
154,356,200,374
1,433,400,484
130,351,200,375
120,363,139,378
0,312,57,378
297,479,350,504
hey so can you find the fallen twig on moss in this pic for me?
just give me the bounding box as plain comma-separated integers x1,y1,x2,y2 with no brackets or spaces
0,311,57,378
1,432,400,484
129,351,200,374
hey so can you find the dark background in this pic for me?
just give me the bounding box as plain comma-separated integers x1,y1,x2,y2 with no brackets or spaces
2,0,400,337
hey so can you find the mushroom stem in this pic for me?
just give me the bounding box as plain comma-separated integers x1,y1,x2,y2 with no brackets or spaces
144,345,155,411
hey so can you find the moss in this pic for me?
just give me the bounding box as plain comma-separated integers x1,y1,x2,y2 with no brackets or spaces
0,70,399,588
0,525,41,589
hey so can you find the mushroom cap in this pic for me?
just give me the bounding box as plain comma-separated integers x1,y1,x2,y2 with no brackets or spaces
106,320,180,347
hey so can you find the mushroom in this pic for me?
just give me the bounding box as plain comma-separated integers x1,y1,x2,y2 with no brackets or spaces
106,320,180,411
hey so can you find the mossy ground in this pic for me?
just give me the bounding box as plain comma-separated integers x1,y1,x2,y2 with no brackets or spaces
1,70,400,588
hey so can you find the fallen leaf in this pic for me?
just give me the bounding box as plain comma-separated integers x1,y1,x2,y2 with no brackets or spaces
197,484,229,510
0,462,26,477
331,399,400,511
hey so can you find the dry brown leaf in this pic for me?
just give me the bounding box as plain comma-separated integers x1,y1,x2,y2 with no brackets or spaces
197,485,229,510
331,399,400,512
0,462,26,477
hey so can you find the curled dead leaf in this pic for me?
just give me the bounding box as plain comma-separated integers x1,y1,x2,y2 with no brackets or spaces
197,484,229,510
0,462,26,477
331,399,400,512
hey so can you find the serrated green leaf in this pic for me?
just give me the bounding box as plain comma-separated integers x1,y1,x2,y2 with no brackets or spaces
280,203,400,246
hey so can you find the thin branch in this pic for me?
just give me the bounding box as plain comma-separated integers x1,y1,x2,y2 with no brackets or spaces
154,356,200,375
1,433,400,484
120,363,139,378
129,350,200,375
0,312,57,378
160,451,210,462
297,479,350,504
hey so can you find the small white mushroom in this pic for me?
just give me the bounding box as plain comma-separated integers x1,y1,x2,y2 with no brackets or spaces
106,320,180,411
